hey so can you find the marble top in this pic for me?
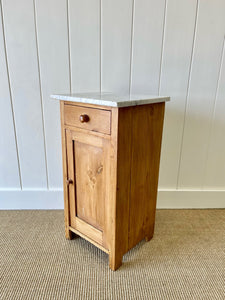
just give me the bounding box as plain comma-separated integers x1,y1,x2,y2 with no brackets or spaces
51,92,170,108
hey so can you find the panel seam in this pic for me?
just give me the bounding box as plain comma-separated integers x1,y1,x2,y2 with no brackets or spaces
67,0,72,93
100,0,102,92
202,36,225,189
0,0,22,189
158,0,168,95
33,0,49,189
129,0,135,94
176,0,200,189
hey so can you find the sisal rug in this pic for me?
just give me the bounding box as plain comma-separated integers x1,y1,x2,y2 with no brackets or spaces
0,209,224,299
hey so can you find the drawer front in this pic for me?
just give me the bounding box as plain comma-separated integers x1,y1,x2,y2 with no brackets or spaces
64,104,111,134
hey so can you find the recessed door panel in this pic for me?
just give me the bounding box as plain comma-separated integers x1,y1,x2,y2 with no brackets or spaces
66,129,109,246
74,141,105,230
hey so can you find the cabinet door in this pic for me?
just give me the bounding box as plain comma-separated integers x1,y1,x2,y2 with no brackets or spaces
66,129,110,248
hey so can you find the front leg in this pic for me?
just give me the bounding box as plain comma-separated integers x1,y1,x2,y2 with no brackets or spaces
65,227,74,240
109,251,123,271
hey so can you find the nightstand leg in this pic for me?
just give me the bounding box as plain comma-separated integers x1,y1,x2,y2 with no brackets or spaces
145,234,153,242
145,224,154,242
65,227,74,240
109,252,123,271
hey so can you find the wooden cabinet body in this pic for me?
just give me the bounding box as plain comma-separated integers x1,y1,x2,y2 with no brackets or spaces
60,101,165,270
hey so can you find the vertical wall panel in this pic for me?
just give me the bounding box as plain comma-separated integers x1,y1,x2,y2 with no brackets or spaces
1,0,225,208
0,5,20,189
204,40,225,189
69,0,100,93
178,0,225,188
131,0,166,95
35,0,70,189
2,0,47,188
158,0,197,188
102,0,133,93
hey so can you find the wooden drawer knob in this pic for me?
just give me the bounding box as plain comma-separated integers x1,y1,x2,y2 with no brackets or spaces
79,114,89,123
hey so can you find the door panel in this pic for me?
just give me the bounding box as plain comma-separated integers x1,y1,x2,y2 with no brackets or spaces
66,129,109,246
74,141,105,230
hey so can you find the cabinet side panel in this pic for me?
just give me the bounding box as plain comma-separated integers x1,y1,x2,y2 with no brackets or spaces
115,107,133,256
107,108,120,269
129,103,165,249
60,102,72,239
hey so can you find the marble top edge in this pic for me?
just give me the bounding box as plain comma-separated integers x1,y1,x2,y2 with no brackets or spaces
51,92,170,108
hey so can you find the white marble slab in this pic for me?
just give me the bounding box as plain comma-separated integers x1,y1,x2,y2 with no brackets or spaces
51,92,170,108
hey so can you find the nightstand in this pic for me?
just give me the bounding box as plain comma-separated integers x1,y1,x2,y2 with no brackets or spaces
51,92,169,270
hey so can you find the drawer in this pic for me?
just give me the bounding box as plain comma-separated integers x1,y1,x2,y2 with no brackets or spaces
64,104,111,135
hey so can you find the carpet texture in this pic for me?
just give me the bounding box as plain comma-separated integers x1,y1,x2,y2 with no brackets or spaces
0,210,224,299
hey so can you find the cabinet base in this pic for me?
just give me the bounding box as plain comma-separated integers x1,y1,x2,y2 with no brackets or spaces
69,227,109,254
65,227,74,240
67,228,156,271
145,235,153,242
109,252,123,271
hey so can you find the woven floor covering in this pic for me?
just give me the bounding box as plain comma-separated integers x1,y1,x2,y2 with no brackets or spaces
0,210,224,300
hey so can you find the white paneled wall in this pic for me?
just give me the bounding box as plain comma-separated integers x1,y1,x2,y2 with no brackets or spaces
0,0,225,209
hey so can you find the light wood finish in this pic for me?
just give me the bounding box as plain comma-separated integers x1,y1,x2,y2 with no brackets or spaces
65,125,111,140
73,218,103,246
65,126,111,250
64,104,111,134
109,107,132,269
73,140,104,230
60,102,73,240
69,226,109,254
108,107,120,270
129,103,165,248
64,101,112,111
108,103,165,269
60,101,165,270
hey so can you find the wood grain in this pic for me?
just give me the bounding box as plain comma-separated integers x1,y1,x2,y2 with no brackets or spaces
69,226,109,254
61,102,165,270
113,107,132,261
74,141,105,231
60,102,73,239
107,107,121,270
65,122,111,249
64,125,111,140
64,104,111,135
129,103,165,248
74,217,103,246
64,101,112,111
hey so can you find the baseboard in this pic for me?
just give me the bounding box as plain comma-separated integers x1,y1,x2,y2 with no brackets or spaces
157,190,225,209
0,189,224,209
0,190,64,209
